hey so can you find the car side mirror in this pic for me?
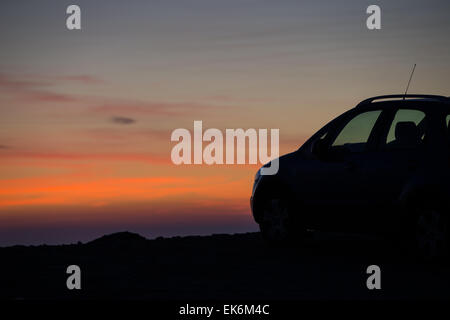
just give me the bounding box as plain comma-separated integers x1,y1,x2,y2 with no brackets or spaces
311,138,328,159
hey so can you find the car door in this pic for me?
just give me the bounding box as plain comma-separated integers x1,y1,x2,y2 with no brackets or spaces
362,107,429,230
301,108,385,231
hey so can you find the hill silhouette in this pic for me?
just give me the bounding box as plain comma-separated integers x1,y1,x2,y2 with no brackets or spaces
86,231,148,251
0,231,449,300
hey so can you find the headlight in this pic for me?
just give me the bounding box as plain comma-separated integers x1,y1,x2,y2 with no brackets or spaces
252,169,262,196
254,169,261,182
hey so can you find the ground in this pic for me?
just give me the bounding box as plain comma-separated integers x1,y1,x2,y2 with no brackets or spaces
1,231,449,300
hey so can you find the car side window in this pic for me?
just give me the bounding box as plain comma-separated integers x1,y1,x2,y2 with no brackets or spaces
331,110,382,153
384,109,426,150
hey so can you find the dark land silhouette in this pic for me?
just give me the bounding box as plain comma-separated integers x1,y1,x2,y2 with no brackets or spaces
1,230,449,300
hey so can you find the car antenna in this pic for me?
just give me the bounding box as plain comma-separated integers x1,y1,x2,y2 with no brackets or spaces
403,63,416,100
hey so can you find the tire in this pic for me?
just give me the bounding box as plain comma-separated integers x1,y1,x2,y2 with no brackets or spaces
413,208,449,261
258,193,305,245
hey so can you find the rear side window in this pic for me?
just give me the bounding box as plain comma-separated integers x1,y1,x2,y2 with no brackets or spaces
384,109,426,149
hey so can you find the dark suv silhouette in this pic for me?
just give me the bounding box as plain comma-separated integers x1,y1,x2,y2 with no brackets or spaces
251,94,450,260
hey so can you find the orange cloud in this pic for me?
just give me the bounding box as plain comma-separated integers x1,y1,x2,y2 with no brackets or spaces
0,174,251,210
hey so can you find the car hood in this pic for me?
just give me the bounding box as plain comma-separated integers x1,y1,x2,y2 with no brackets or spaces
260,150,304,176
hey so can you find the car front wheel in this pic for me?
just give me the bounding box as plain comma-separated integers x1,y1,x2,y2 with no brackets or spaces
259,195,304,245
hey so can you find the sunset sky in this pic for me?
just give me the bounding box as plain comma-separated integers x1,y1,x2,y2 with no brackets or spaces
1,0,449,245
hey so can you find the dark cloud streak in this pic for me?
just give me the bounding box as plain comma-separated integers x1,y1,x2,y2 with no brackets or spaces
111,116,136,125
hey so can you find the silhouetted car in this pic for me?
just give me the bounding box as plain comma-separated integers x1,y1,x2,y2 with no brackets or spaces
251,94,450,260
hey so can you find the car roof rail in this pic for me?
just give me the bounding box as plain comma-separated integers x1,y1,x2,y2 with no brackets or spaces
356,94,450,108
